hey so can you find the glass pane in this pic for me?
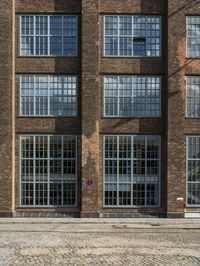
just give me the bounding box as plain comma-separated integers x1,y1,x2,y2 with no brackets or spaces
105,183,117,206
63,183,76,206
187,17,200,58
187,183,200,205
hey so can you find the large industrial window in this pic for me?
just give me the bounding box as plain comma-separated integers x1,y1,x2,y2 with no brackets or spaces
104,15,161,57
187,136,200,206
104,135,160,207
20,15,77,56
20,135,77,207
186,76,200,117
104,76,161,117
187,17,200,58
20,75,77,116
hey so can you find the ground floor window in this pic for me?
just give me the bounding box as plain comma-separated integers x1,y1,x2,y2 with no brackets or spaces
187,136,200,206
104,135,160,207
20,135,77,207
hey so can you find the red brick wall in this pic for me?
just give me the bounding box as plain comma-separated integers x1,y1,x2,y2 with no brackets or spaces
1,0,200,217
167,0,200,217
0,0,13,216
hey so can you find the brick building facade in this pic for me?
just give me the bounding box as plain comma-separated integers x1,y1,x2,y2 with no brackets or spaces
0,0,200,218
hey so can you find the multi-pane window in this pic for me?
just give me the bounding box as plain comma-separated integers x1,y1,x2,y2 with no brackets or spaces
104,76,161,117
104,135,160,207
104,15,161,57
20,15,77,56
187,17,200,58
187,137,200,206
20,135,77,206
20,75,77,116
186,76,200,117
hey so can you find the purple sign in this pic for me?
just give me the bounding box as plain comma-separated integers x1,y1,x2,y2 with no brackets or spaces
87,179,93,187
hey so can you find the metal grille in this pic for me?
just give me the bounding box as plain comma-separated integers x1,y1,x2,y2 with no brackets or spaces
104,135,160,207
187,17,200,58
104,76,161,117
186,76,200,117
20,135,77,207
20,75,77,116
20,15,77,56
187,136,200,206
104,15,161,57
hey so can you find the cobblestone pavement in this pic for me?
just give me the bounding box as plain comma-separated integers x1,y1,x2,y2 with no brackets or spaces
0,219,200,265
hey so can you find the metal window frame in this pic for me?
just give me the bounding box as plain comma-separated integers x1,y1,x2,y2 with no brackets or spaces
19,74,78,117
19,15,78,57
186,136,200,207
186,16,200,58
19,134,78,208
185,76,200,118
103,15,162,58
103,75,162,118
103,135,161,208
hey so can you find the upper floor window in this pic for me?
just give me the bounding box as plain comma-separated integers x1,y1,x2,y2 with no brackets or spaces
104,76,161,117
20,75,77,116
20,15,77,56
186,76,200,117
104,15,161,57
187,17,200,58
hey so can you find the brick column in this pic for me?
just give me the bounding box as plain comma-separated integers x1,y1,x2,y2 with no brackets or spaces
167,1,186,217
81,0,100,217
0,0,14,216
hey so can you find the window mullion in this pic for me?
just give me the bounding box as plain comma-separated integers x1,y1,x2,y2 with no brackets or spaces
48,16,50,56
62,76,64,116
131,76,134,116
145,136,147,206
33,75,36,116
20,16,22,55
33,16,36,56
20,76,22,115
33,136,36,206
48,76,50,116
47,136,50,206
20,137,22,205
159,77,161,117
117,136,119,206
75,136,77,206
62,16,64,56
145,17,147,56
132,16,134,56
186,137,189,206
117,76,120,116
131,136,133,206
145,77,147,116
159,136,161,207
117,16,120,56
61,136,64,206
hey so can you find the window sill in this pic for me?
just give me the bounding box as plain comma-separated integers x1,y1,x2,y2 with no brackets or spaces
18,55,79,58
102,116,162,119
102,56,162,59
185,117,200,119
17,116,79,118
102,206,161,209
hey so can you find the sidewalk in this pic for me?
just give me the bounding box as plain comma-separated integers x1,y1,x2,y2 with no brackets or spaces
0,218,200,229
